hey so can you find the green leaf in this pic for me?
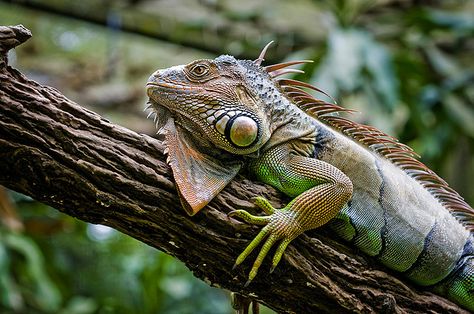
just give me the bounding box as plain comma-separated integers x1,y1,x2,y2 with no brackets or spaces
311,28,366,98
0,239,23,310
311,28,398,109
59,296,98,314
363,34,399,109
5,233,62,312
427,9,474,32
443,94,474,138
423,44,461,78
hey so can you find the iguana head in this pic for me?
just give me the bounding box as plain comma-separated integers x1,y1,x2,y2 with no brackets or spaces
146,55,272,155
145,43,315,215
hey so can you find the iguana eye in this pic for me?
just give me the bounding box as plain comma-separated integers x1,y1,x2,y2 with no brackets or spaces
214,114,259,147
227,116,258,147
190,64,209,77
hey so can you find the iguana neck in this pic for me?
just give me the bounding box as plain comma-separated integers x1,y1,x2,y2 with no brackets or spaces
240,60,317,157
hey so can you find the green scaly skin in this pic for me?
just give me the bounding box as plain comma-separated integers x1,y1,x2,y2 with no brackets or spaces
230,144,352,283
146,52,474,312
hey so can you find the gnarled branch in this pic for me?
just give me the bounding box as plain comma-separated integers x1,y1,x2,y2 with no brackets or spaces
0,25,467,313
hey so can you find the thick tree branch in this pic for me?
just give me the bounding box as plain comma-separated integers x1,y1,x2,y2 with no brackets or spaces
0,25,467,313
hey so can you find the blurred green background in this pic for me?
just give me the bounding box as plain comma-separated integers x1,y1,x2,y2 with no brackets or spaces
0,0,473,313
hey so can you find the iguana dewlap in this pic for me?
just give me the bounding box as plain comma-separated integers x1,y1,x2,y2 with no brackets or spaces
146,43,474,312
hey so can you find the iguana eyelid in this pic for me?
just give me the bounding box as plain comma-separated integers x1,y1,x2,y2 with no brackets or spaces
190,64,209,76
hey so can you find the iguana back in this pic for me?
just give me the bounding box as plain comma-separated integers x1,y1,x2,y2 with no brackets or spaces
318,119,471,285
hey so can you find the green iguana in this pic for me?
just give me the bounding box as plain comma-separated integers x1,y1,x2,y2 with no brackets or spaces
145,42,474,312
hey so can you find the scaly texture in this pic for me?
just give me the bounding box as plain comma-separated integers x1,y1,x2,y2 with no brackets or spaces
146,44,474,312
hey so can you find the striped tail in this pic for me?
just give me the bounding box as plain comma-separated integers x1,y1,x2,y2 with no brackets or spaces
435,237,474,312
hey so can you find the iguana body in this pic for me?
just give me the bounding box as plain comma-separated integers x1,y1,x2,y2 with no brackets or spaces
146,44,474,311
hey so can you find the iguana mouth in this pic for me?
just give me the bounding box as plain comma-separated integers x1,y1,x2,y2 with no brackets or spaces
146,98,205,144
145,79,179,121
145,82,157,93
146,80,196,98
144,98,175,134
146,81,187,96
146,80,197,117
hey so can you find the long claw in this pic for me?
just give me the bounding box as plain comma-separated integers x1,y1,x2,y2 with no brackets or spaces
248,234,279,281
253,197,275,215
235,226,270,266
228,210,270,225
231,198,300,285
271,238,292,272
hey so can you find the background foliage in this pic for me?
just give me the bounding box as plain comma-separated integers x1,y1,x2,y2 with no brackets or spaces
0,0,473,313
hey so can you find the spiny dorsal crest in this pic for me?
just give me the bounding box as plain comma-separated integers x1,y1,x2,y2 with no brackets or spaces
255,42,474,232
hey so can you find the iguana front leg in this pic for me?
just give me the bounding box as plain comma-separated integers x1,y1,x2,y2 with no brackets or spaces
229,144,353,284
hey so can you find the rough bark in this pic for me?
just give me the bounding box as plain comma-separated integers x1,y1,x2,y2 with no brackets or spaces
0,25,468,314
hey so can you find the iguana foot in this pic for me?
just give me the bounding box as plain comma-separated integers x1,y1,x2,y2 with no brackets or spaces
228,197,301,285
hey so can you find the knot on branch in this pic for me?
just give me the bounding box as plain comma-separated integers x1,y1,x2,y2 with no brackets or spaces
0,25,31,66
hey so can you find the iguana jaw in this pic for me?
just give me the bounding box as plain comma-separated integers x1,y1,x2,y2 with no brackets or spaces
146,74,245,216
146,60,271,155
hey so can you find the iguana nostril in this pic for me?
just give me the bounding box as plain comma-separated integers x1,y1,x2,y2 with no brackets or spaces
147,69,162,83
146,71,162,97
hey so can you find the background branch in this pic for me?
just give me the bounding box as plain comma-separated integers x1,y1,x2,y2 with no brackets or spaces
0,25,467,313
